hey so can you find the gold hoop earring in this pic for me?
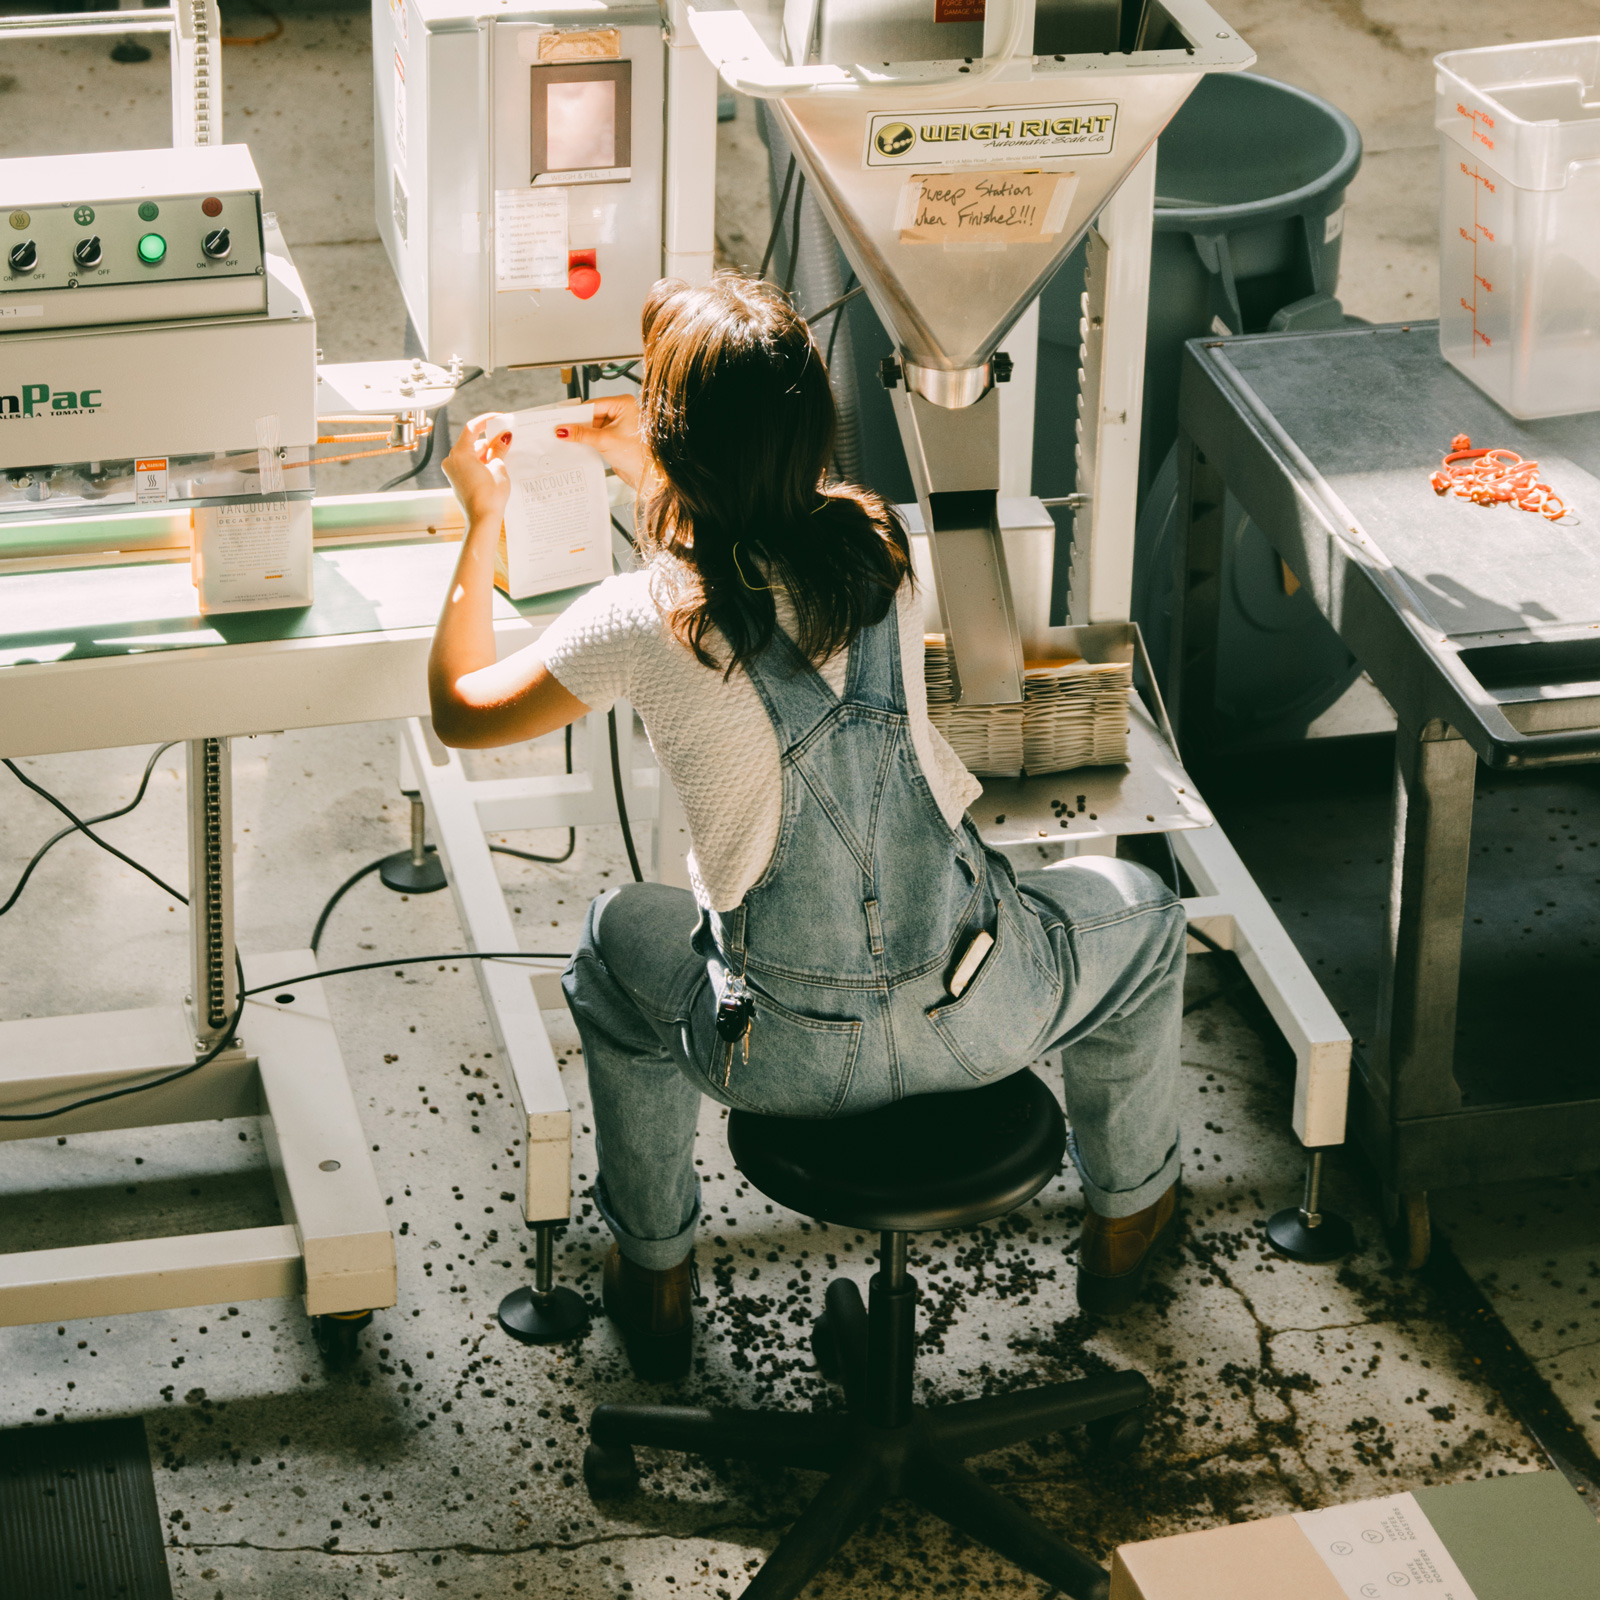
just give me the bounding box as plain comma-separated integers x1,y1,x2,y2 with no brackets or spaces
732,543,772,591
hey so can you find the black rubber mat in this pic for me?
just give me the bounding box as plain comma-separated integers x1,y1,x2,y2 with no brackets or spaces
0,1417,172,1600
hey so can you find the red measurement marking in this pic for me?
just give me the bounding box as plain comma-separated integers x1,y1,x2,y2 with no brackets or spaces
1459,162,1498,358
1457,102,1496,147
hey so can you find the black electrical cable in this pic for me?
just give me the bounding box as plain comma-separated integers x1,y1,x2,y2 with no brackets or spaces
378,411,441,492
378,366,484,493
813,282,864,331
783,173,807,297
823,275,858,373
3,758,187,905
760,155,798,281
0,752,582,1122
308,728,576,953
0,953,248,1124
0,945,582,1124
309,856,387,955
607,709,644,884
243,950,569,997
1,742,177,918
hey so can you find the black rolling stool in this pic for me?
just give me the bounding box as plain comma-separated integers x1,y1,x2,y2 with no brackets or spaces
583,1069,1150,1600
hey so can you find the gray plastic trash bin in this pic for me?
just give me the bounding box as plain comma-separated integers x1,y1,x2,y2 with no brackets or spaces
1127,74,1365,744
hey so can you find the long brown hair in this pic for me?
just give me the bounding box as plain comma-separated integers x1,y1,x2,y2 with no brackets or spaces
636,274,911,675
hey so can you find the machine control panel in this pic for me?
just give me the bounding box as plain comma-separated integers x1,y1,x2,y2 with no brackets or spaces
3,190,263,291
0,146,269,330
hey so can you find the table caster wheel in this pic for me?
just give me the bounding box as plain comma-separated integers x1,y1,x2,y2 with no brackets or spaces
583,1441,639,1501
1383,1190,1431,1270
315,1310,371,1370
1086,1409,1145,1462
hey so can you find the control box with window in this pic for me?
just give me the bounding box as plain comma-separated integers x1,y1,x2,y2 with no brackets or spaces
374,0,717,372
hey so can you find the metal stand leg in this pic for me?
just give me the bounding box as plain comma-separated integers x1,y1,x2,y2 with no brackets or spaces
1266,1148,1355,1263
498,1221,590,1345
1375,719,1474,1122
186,737,242,1052
379,793,448,894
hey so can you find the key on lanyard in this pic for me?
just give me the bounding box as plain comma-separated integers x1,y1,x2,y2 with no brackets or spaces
715,974,754,1087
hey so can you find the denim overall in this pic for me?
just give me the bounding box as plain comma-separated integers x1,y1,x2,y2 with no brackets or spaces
564,601,1185,1269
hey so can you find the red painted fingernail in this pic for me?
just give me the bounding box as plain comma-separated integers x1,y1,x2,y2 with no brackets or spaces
555,428,569,438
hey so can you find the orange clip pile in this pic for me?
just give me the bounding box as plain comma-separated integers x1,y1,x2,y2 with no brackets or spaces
1429,433,1566,521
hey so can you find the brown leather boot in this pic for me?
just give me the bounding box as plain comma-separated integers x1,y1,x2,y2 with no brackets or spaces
1076,1181,1179,1316
602,1245,695,1381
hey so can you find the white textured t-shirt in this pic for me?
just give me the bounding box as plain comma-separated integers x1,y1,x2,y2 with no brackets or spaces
532,559,982,910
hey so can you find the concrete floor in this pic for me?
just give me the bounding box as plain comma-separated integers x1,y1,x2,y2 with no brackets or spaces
3,0,1600,1594
0,727,1554,1597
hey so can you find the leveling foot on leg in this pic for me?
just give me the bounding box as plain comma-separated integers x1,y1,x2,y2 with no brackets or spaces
1266,1148,1355,1263
500,1222,590,1345
380,795,448,894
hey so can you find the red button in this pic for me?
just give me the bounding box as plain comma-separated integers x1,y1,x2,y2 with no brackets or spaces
567,248,600,300
201,197,223,218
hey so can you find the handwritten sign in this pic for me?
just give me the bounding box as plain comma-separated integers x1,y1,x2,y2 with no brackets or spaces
897,171,1077,245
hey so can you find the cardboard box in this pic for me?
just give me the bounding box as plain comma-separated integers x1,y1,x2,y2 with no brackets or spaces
1111,1471,1600,1600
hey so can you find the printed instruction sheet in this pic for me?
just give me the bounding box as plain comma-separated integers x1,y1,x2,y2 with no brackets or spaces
494,187,569,290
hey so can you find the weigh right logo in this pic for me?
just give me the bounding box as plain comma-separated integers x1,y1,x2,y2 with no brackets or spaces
874,122,916,159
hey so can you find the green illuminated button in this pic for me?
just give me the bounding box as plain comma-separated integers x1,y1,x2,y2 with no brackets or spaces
73,205,95,226
137,232,167,264
138,200,159,222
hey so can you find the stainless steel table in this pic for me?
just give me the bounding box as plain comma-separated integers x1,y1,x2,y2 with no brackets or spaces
1174,321,1600,1261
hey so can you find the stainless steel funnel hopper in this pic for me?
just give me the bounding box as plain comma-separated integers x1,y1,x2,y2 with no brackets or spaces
689,0,1253,699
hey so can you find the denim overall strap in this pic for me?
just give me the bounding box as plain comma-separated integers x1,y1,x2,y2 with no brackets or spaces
741,598,905,754
840,590,902,714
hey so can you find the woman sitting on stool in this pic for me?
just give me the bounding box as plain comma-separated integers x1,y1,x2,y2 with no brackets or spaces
429,275,1183,1380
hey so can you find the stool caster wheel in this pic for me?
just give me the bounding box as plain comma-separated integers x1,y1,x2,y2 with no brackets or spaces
1382,1189,1431,1271
1086,1409,1144,1462
811,1312,842,1382
583,1441,639,1502
314,1310,371,1371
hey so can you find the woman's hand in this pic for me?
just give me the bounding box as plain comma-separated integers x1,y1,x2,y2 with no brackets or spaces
559,394,647,490
443,413,514,525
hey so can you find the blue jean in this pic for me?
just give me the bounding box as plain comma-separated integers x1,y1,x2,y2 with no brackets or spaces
563,856,1184,1270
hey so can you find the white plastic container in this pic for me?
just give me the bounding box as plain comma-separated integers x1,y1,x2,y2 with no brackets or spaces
1435,38,1600,418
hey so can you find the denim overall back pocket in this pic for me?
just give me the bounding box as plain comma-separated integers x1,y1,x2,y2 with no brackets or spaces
926,902,1060,1080
709,986,863,1119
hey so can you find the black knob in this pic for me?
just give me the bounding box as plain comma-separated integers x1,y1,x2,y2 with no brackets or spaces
879,356,902,390
73,235,102,269
8,240,37,273
202,228,231,260
991,351,1013,383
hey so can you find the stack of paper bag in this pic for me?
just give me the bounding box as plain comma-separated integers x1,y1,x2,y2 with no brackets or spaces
924,635,1130,776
